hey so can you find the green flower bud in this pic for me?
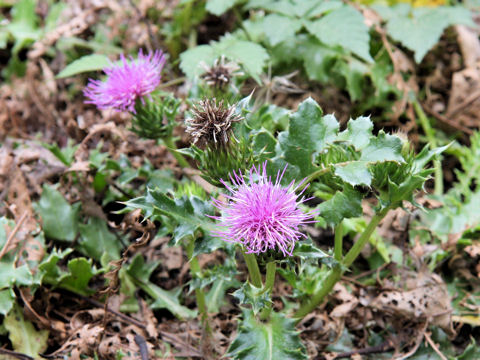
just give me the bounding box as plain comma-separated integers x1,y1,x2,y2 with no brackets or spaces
130,94,180,140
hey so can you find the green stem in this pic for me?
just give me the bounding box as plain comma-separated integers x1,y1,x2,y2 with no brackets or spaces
259,261,276,321
163,137,190,168
412,99,443,195
242,250,263,288
334,222,343,261
294,211,387,320
186,239,208,322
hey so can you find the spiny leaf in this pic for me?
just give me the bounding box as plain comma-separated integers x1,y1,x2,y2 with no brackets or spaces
124,191,215,244
359,131,404,163
318,186,363,227
278,97,337,178
334,162,372,187
228,309,307,360
337,116,373,150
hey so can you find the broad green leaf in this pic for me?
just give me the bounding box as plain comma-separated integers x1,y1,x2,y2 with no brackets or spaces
318,187,363,227
301,37,343,83
78,217,122,264
228,309,307,360
359,132,404,163
334,162,372,187
4,303,49,358
382,5,474,63
56,54,110,78
263,14,302,46
306,6,372,62
206,0,240,15
35,185,79,242
278,98,338,178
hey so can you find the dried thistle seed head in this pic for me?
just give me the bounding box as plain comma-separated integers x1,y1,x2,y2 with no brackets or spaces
201,56,243,89
186,98,242,147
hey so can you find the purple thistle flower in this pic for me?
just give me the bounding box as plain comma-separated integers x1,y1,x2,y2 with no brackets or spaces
83,49,166,113
210,162,317,256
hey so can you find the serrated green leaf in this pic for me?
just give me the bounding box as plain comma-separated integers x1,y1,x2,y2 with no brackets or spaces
124,191,215,244
35,185,79,242
279,98,338,178
0,262,34,288
232,283,271,315
78,217,122,264
337,116,373,150
263,14,301,46
306,6,372,62
180,37,269,82
179,45,216,78
334,162,372,187
4,303,49,358
383,5,474,63
318,187,363,227
58,258,98,295
359,132,404,163
228,309,307,360
206,0,240,15
56,54,110,78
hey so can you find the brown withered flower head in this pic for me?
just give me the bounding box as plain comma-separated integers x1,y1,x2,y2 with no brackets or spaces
185,98,242,148
201,56,243,89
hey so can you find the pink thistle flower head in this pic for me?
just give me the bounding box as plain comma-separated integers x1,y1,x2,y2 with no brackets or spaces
83,49,166,113
210,162,317,256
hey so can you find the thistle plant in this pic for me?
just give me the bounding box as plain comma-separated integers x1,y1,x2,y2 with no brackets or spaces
125,97,444,359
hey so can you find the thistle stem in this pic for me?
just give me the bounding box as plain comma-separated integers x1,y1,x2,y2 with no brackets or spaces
259,261,276,321
294,211,386,320
242,250,263,288
334,222,343,261
163,137,190,168
186,239,208,323
412,99,443,195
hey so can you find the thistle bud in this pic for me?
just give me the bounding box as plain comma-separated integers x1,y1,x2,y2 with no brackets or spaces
185,98,241,148
130,94,180,140
201,56,243,90
185,98,258,186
